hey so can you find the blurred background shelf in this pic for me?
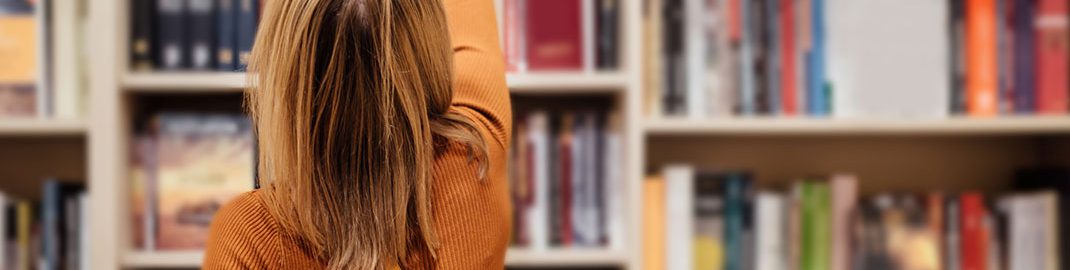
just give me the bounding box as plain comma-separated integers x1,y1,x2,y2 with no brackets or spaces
506,72,628,93
121,249,626,268
643,116,1070,136
0,119,87,136
122,72,247,92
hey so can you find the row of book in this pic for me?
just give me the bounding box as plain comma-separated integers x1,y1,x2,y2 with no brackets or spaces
645,0,1069,119
644,166,1070,270
509,110,624,250
500,0,621,72
129,112,255,251
129,0,261,71
0,181,89,270
0,0,89,119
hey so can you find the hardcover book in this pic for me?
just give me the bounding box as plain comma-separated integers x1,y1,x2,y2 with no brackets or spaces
0,0,38,118
525,0,583,70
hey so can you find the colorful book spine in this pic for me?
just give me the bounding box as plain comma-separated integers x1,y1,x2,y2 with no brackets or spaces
780,0,797,115
502,0,525,72
525,0,583,70
830,175,857,270
642,176,666,270
694,172,725,270
1013,0,1036,113
725,172,752,270
685,0,707,118
961,192,988,270
1034,0,1069,114
801,181,830,270
966,0,999,116
807,0,829,116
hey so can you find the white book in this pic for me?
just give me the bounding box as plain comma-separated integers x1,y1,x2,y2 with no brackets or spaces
78,193,89,270
582,0,596,72
1000,192,1060,270
604,113,624,250
664,165,694,270
826,0,949,119
51,0,85,119
0,192,7,270
755,192,787,270
685,0,708,118
35,0,53,117
527,112,550,251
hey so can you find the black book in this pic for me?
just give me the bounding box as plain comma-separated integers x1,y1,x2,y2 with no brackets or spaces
188,0,216,70
662,0,686,116
130,0,156,71
595,0,619,70
216,0,237,71
236,0,259,70
949,0,966,114
751,0,769,114
41,180,85,270
547,113,562,246
156,0,187,69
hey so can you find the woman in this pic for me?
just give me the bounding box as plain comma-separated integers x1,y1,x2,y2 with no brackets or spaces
202,0,512,268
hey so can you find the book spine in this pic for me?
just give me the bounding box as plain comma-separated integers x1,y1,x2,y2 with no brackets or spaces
961,192,988,270
663,0,686,116
131,0,156,70
582,0,595,72
156,0,187,70
188,0,216,70
664,165,694,270
966,0,999,116
725,172,751,270
35,0,53,117
951,0,967,114
17,201,31,270
642,177,667,270
947,197,962,270
766,0,780,116
0,193,6,270
42,181,59,270
694,173,725,270
216,0,237,71
528,112,549,250
503,0,526,72
830,175,857,270
755,192,785,270
802,181,831,270
807,0,828,116
51,0,82,119
596,0,619,70
77,194,88,270
739,0,756,115
780,0,797,115
525,0,584,70
558,115,573,246
236,0,258,70
685,0,707,118
997,0,1013,114
1012,0,1035,114
1034,0,1069,114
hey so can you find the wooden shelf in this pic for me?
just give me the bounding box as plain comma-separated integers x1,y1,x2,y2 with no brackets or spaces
0,119,86,136
121,248,625,268
123,72,246,92
644,116,1070,136
121,72,628,93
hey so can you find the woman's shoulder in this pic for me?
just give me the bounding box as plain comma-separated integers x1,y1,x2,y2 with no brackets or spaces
203,190,283,269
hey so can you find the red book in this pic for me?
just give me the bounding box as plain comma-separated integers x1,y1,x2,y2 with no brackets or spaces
526,0,583,70
503,0,523,72
1035,0,1069,114
729,0,742,41
960,193,988,270
780,0,797,115
966,0,1000,116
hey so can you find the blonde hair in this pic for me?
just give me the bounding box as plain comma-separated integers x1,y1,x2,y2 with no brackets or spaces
245,0,488,268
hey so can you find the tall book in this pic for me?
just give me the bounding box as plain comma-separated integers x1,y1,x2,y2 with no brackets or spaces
966,0,999,116
779,0,797,115
50,0,85,119
950,0,967,114
829,174,856,270
502,0,525,72
130,0,156,70
765,0,780,115
724,171,753,270
685,0,707,118
0,192,6,269
1012,0,1035,113
710,0,737,117
694,172,725,270
0,0,39,118
801,181,830,270
1013,167,1070,270
156,0,187,69
663,0,687,116
807,0,829,116
236,0,258,70
664,165,694,270
555,114,574,246
155,113,254,250
603,113,624,248
947,196,962,270
739,0,756,115
42,180,84,270
999,192,1060,270
643,176,666,270
960,192,988,270
216,0,237,71
16,201,30,270
525,0,583,70
188,0,216,70
1034,0,1068,114
755,192,786,270
526,112,550,250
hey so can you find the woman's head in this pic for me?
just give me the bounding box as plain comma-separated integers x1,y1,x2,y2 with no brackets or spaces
246,0,486,268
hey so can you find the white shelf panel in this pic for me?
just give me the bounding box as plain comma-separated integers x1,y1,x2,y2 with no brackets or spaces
0,119,86,136
644,116,1070,136
507,72,628,93
122,248,625,268
123,72,247,92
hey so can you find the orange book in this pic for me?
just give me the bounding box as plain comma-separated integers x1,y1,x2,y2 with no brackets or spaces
643,176,666,270
966,0,999,116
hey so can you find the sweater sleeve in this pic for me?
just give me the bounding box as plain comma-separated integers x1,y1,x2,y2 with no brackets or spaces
444,0,512,150
203,191,281,270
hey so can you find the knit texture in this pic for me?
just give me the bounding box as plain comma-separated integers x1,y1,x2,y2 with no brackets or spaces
202,0,512,268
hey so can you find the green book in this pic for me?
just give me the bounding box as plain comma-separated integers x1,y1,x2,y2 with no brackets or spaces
801,181,831,270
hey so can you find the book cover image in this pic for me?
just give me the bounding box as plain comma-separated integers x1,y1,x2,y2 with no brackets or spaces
155,113,254,250
0,0,37,117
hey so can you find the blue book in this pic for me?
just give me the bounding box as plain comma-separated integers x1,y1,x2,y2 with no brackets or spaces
156,0,188,69
216,0,237,71
1012,0,1035,113
739,0,756,115
808,0,828,116
236,0,259,70
188,0,216,70
724,172,752,270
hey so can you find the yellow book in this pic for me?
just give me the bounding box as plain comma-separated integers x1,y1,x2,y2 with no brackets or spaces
643,176,666,270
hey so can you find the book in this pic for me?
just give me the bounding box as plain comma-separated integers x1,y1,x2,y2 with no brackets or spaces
724,171,752,270
0,0,39,118
947,196,962,270
643,0,663,117
595,0,619,70
50,0,85,119
765,0,780,115
685,0,707,118
502,0,525,72
555,114,573,246
710,0,737,117
643,176,666,270
156,0,187,69
664,165,694,270
155,113,254,250
1012,0,1035,114
999,191,1060,270
663,0,687,116
960,192,988,270
41,180,84,270
582,0,595,71
130,0,156,71
16,201,30,270
694,172,725,270
739,0,757,115
525,0,583,70
1034,0,1068,114
807,0,829,116
966,0,999,116
801,181,830,270
216,0,237,71
188,0,215,70
829,174,856,270
755,191,786,270
526,112,550,250
1013,167,1070,267
779,0,797,115
236,0,258,69
826,0,950,119
603,113,623,248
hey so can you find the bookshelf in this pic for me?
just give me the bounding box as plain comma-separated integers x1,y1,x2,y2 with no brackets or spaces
8,0,1049,269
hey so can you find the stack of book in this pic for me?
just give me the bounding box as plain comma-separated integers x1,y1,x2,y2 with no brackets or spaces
129,0,262,72
129,112,255,251
0,180,89,270
510,110,623,250
0,0,89,119
644,165,1070,270
645,0,1069,119
500,0,621,73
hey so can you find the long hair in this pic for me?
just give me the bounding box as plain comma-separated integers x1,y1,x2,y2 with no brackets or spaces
245,0,488,268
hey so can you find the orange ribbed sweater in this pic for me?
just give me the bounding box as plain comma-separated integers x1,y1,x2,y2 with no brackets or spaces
201,0,513,268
